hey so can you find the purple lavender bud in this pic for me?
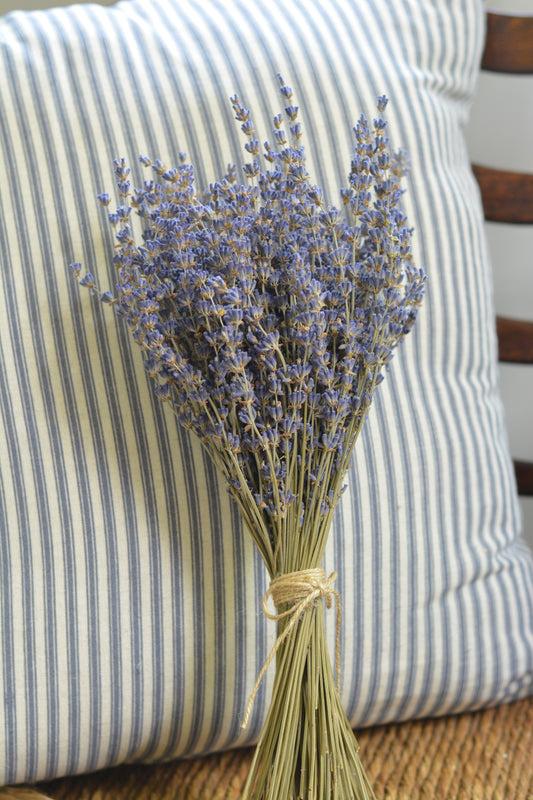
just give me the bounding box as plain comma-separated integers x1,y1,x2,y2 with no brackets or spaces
79,273,95,288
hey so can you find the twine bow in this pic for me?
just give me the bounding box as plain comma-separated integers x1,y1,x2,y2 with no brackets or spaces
241,567,341,729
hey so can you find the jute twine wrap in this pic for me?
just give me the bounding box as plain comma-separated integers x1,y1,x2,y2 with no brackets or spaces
241,567,341,729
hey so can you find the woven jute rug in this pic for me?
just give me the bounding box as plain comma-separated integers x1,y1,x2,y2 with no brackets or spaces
2,697,532,800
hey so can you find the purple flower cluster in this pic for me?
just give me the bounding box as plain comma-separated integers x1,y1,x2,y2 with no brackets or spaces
72,78,425,563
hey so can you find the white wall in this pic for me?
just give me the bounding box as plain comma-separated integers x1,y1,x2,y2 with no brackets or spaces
464,1,533,547
2,0,532,548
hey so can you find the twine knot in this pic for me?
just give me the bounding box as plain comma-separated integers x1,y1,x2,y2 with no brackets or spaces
241,567,341,729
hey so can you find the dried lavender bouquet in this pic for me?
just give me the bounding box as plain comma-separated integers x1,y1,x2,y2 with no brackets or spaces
72,77,425,799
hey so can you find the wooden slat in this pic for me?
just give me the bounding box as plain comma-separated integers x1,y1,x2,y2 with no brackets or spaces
472,165,533,224
515,460,533,497
496,316,533,364
482,12,533,73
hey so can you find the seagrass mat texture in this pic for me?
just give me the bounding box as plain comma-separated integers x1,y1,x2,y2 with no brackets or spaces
3,698,532,800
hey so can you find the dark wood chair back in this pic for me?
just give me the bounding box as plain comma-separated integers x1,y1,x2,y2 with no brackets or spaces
472,10,533,497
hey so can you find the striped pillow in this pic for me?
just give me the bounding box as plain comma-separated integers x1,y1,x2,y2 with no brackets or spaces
1,0,532,785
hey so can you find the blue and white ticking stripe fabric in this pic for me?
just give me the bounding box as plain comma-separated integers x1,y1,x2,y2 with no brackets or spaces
1,0,532,785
